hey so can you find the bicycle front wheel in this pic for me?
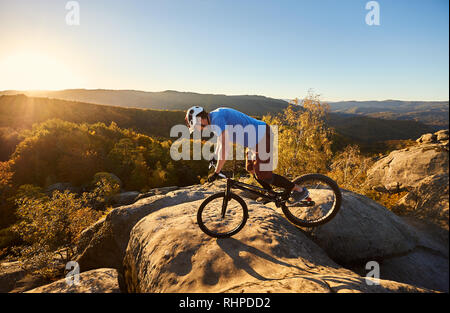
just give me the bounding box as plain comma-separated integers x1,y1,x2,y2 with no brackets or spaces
282,174,342,227
197,192,248,238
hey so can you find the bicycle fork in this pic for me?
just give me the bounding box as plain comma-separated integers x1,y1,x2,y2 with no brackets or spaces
221,178,232,218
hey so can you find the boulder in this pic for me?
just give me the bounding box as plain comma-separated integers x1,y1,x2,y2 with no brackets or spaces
366,144,448,192
379,248,448,293
111,191,140,206
135,186,179,201
123,199,430,293
25,268,120,293
395,174,449,229
277,190,418,265
416,133,437,144
367,134,448,229
435,129,449,142
76,182,227,273
92,172,122,189
45,182,79,194
350,217,448,292
0,261,26,293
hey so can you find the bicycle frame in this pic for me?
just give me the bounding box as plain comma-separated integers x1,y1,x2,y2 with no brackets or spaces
220,175,288,210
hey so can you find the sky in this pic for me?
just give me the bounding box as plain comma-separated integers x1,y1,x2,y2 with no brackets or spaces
0,0,448,101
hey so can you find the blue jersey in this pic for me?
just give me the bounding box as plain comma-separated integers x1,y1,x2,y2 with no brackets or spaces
209,107,267,148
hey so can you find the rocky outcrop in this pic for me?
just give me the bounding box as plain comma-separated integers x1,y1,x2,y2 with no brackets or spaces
358,131,449,291
75,180,447,293
111,191,140,206
135,186,179,201
348,216,449,292
366,141,448,193
366,130,449,229
122,198,430,293
395,174,449,228
273,190,419,265
0,261,26,293
416,129,449,145
25,268,120,293
75,183,226,273
45,182,80,194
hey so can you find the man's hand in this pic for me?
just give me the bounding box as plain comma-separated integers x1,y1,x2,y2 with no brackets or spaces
207,172,219,183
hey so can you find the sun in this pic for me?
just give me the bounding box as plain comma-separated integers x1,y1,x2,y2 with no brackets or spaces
0,51,83,90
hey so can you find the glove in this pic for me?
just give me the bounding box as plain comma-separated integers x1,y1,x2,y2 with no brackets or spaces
207,172,219,183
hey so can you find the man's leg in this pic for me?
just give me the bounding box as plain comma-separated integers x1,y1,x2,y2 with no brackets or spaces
253,175,273,192
255,125,297,193
271,174,295,190
254,125,307,201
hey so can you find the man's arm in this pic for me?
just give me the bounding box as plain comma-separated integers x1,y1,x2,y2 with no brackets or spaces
215,130,227,173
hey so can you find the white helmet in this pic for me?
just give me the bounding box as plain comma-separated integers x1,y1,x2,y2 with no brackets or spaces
185,106,205,134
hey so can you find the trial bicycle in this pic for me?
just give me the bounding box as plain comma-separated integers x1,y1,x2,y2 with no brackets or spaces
197,162,342,238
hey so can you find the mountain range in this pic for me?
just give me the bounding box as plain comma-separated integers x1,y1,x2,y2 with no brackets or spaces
0,93,438,144
0,89,288,116
1,89,447,129
328,100,449,128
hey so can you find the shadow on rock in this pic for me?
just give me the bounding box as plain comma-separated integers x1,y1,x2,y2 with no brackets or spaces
216,237,315,281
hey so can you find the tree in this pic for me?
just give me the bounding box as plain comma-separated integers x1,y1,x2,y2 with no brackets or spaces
328,145,374,194
263,91,333,178
12,187,103,278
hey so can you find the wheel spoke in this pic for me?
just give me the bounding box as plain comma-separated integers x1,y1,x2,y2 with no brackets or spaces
198,193,247,238
284,175,341,227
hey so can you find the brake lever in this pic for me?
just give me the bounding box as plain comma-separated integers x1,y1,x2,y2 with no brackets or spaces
209,155,217,169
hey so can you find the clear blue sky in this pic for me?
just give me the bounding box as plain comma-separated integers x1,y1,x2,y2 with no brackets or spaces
0,0,448,101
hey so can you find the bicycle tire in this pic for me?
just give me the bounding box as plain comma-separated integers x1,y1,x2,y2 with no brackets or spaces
281,173,342,227
197,192,248,238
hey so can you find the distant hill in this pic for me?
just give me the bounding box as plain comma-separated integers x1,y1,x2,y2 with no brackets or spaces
2,89,447,129
0,89,290,116
327,113,435,143
0,95,436,146
329,100,449,129
0,94,183,139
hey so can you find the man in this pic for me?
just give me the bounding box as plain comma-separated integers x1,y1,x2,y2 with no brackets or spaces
185,106,309,203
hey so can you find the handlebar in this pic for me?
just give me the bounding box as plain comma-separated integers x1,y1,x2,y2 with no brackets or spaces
208,159,216,170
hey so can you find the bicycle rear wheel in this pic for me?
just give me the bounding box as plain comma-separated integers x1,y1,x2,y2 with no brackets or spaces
197,192,248,238
281,174,342,227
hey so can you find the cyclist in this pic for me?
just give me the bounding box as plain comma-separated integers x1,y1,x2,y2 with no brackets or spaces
185,106,309,203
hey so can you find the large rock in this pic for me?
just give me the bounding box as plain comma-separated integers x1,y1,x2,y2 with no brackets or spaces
379,248,448,293
367,133,449,230
45,182,79,194
123,199,430,293
135,186,179,201
270,189,448,292
25,268,120,293
76,182,226,273
366,144,448,193
350,217,449,292
287,190,419,265
395,174,449,229
0,261,26,293
435,129,449,142
111,191,140,206
416,133,437,144
92,172,122,188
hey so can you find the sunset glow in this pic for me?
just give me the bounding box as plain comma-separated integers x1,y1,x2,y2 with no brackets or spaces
0,51,83,90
